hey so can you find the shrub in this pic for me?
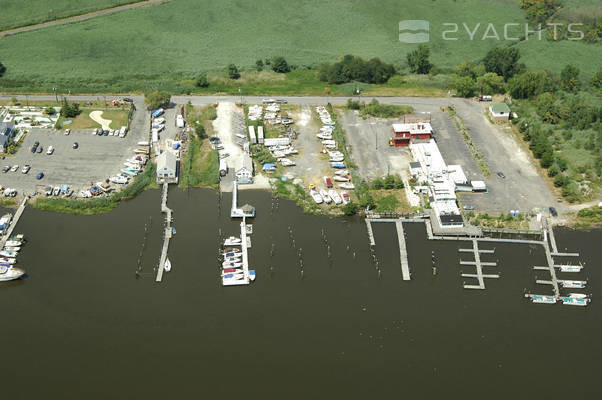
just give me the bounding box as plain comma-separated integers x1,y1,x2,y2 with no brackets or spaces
196,73,209,88
271,57,290,73
227,64,240,80
508,70,556,99
454,76,477,97
407,44,432,74
59,98,81,118
342,202,359,216
346,99,361,110
560,64,581,92
255,59,264,71
144,90,171,110
318,55,395,84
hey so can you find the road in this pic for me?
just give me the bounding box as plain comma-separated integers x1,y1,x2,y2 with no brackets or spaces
0,1,171,38
1,94,558,212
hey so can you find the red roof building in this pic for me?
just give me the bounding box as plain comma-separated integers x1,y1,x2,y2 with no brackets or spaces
390,122,433,147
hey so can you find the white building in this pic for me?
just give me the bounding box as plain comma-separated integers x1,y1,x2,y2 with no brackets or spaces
156,150,178,184
236,153,254,184
264,137,290,147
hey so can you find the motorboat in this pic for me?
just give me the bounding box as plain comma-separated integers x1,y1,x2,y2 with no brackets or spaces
310,189,323,204
558,264,582,272
164,258,172,272
530,295,556,304
333,175,350,182
319,189,332,204
334,169,349,176
279,158,296,167
331,162,346,169
329,189,342,205
0,250,17,258
323,143,337,149
316,133,332,140
224,236,242,246
567,293,587,299
5,240,21,247
223,256,241,263
223,268,243,274
109,175,129,184
0,265,25,282
4,246,20,252
249,270,256,281
222,262,243,269
329,156,344,162
561,296,589,306
222,271,244,279
121,168,139,176
341,191,350,204
0,258,16,265
559,280,586,288
223,251,242,258
339,182,355,190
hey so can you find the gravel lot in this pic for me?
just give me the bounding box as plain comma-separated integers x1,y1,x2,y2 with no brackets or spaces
0,103,148,194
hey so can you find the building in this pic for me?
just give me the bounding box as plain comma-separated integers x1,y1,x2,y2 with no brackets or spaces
156,150,178,184
248,126,257,144
409,161,422,178
0,122,16,153
263,137,290,147
391,122,433,147
489,103,510,122
236,153,254,184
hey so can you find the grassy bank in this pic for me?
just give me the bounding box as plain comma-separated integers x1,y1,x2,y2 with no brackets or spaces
33,163,156,214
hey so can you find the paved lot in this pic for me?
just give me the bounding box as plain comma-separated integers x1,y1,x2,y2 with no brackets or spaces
0,104,148,194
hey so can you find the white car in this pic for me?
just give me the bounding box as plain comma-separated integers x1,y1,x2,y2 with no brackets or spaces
108,129,114,136
21,165,31,174
10,165,18,172
64,128,71,135
46,146,54,155
92,128,98,135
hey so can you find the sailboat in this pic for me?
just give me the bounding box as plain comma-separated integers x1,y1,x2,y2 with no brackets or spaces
164,258,172,272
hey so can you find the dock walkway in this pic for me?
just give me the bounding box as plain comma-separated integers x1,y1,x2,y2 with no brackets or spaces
395,220,411,281
460,239,498,290
156,183,172,282
1,196,28,248
365,219,375,246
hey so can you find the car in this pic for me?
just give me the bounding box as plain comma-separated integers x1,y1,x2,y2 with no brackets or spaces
496,171,505,179
549,207,558,217
46,146,54,155
103,130,109,136
262,98,276,104
31,144,38,153
10,165,18,172
462,205,474,210
37,146,43,153
92,128,98,135
36,172,44,180
1,166,9,173
72,142,79,149
219,153,230,159
34,141,39,147
21,165,31,174
123,97,133,103
109,129,114,136
275,99,288,104
64,128,71,135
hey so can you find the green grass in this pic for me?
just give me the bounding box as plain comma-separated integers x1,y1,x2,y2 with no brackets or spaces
0,0,145,31
178,137,220,189
57,109,129,130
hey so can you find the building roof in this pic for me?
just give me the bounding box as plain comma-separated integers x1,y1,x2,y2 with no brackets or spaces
440,214,464,224
490,103,510,114
409,161,421,169
0,122,15,136
392,122,433,134
157,150,177,171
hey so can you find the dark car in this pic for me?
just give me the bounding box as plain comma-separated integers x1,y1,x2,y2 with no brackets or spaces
72,142,79,149
31,145,37,153
276,99,288,104
549,207,558,217
123,97,133,103
34,141,39,146
496,171,505,179
1,166,9,173
37,146,43,153
36,172,44,180
103,130,109,136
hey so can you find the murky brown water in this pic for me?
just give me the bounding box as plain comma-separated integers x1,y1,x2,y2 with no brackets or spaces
1,188,600,399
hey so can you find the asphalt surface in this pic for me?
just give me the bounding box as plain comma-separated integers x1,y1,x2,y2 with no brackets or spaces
1,94,557,212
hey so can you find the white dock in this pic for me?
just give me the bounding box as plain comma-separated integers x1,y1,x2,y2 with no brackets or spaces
365,219,375,246
541,241,560,298
395,220,411,281
0,195,28,248
459,239,498,290
239,217,250,284
546,218,558,253
156,183,172,283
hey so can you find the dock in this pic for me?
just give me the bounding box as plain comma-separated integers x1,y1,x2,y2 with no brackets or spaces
0,195,28,248
395,220,411,281
156,183,172,283
540,241,560,298
231,181,255,218
459,239,498,290
546,218,558,253
365,219,375,246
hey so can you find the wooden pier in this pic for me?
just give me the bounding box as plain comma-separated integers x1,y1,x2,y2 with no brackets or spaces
365,219,375,246
545,218,558,253
395,220,411,281
459,239,498,290
156,183,173,283
0,196,28,248
540,241,560,298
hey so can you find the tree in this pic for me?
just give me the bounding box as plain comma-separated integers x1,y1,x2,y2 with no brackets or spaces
271,56,290,73
519,0,560,24
484,46,524,80
144,90,170,110
318,55,395,84
0,61,5,77
342,202,359,216
592,67,602,88
255,59,264,71
59,98,81,118
227,64,240,79
560,64,581,92
195,124,206,139
195,73,209,88
455,62,477,78
476,72,505,94
454,76,477,98
508,70,556,99
407,44,432,74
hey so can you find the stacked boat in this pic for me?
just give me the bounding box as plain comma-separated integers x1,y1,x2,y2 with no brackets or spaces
0,234,26,282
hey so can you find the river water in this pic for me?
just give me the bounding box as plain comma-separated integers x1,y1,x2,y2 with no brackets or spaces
1,188,600,399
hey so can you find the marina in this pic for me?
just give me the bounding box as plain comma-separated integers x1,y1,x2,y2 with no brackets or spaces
155,182,173,283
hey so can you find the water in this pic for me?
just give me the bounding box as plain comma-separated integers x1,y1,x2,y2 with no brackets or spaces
1,189,601,399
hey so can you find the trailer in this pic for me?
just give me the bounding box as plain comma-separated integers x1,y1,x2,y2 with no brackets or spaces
248,126,257,144
257,126,264,144
152,108,164,118
219,159,228,177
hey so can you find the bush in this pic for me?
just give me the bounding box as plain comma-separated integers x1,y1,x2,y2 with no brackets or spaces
560,64,581,92
227,64,240,80
59,98,81,118
454,76,477,97
484,46,524,80
508,70,556,99
407,44,432,74
476,72,505,94
342,202,359,216
592,67,602,88
0,62,5,77
255,59,264,71
43,107,56,115
346,99,361,110
361,99,413,118
195,124,206,139
195,73,209,88
318,55,396,84
145,90,170,109
271,57,290,73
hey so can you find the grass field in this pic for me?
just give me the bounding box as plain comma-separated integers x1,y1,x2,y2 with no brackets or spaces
58,109,129,130
0,1,144,31
0,0,599,94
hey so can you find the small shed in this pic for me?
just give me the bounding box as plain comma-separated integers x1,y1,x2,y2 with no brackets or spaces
156,151,178,184
471,180,487,192
489,103,510,122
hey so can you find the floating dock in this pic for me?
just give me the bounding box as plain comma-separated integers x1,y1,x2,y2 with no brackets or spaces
459,239,498,290
395,220,411,281
156,183,172,283
0,195,28,248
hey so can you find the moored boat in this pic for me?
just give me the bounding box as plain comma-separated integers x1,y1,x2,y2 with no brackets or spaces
223,251,242,258
164,258,171,272
0,250,17,258
559,280,586,288
223,256,241,263
249,270,256,281
224,236,242,246
0,257,16,265
558,264,583,272
561,296,589,306
531,295,556,304
5,240,21,247
0,265,25,282
222,262,243,269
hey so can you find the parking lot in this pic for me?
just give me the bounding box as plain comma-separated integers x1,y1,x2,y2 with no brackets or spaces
0,105,148,194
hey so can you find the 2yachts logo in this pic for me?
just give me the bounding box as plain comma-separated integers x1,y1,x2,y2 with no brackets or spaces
398,20,430,43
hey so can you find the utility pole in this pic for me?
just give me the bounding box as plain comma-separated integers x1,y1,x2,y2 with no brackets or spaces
53,87,58,103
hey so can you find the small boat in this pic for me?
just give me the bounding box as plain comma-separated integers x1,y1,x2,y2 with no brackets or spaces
329,189,342,205
561,296,589,306
329,156,344,162
558,264,582,272
222,262,243,269
5,240,21,247
109,175,129,184
0,250,17,258
164,258,171,272
334,169,349,176
4,246,20,252
320,189,332,204
0,258,16,265
331,162,346,169
223,256,241,263
341,191,350,204
0,265,25,282
559,280,586,289
224,236,242,246
223,251,242,258
223,268,243,274
310,189,323,204
530,295,556,304
249,269,256,281
121,168,139,176
567,293,587,299
279,158,296,167
333,175,350,182
323,176,333,188
222,273,245,280
339,182,355,190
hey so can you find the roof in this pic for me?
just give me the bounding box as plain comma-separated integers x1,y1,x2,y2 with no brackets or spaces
490,103,510,114
471,180,487,190
392,122,433,134
409,161,421,169
157,151,177,170
440,214,463,224
241,153,253,171
0,122,15,136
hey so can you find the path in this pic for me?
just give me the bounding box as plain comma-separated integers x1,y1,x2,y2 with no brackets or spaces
89,111,112,131
0,0,171,38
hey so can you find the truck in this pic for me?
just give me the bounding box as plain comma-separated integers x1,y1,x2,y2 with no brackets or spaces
219,159,228,177
176,115,185,128
479,95,492,102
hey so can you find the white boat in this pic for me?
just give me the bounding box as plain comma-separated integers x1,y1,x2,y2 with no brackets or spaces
0,265,25,282
222,262,243,269
322,140,336,145
223,256,241,263
0,250,17,258
279,158,296,167
221,271,244,279
285,148,298,155
164,258,172,272
222,268,244,274
329,189,342,205
561,297,589,306
339,182,355,190
109,175,129,184
0,258,16,265
223,251,242,258
5,240,21,247
249,270,256,281
559,280,586,288
316,133,332,140
224,236,242,246
530,295,556,304
310,189,323,204
4,246,20,252
329,156,345,162
558,264,582,272
334,169,349,176
567,293,587,299
324,143,337,149
341,191,350,204
333,175,350,182
319,189,332,204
